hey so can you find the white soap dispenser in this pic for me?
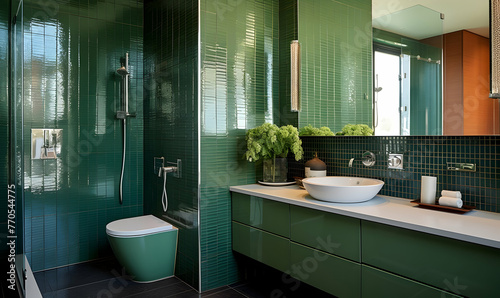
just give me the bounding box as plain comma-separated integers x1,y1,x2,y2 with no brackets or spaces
305,152,327,178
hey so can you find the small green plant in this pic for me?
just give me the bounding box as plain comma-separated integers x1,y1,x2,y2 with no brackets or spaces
299,124,335,136
245,123,304,162
336,124,374,136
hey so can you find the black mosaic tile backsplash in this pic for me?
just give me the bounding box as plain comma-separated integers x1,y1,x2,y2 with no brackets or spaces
289,136,500,213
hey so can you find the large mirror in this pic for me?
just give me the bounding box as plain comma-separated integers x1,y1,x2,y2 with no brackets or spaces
372,0,499,135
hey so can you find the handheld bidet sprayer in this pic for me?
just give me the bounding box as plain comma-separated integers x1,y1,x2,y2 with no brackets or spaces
158,165,178,212
159,167,168,212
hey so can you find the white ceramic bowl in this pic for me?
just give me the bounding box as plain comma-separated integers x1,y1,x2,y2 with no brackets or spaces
302,176,384,203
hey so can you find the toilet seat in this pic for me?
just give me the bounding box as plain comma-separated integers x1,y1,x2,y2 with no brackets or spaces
106,215,175,237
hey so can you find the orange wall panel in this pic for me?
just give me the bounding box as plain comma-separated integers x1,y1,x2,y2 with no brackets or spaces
462,31,493,135
443,30,495,135
443,31,464,135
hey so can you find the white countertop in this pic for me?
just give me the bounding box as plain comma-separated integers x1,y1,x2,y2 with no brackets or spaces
230,184,500,249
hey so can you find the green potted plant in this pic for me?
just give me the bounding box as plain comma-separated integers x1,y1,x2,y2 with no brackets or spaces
245,123,304,183
299,124,335,136
336,124,374,136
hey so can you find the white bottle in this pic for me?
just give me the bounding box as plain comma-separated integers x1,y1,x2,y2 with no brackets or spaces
420,176,437,204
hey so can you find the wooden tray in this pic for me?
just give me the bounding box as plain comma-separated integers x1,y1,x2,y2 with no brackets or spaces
293,176,305,189
411,200,475,214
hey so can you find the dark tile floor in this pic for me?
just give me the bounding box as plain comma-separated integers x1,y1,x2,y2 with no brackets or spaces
34,257,334,298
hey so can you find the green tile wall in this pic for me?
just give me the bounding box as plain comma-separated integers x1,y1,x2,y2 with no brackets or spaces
143,0,199,289
278,0,298,127
298,0,372,132
23,0,144,272
199,0,280,291
291,136,500,213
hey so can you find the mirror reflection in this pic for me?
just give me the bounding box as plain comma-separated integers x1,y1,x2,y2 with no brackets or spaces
31,129,62,160
372,0,499,135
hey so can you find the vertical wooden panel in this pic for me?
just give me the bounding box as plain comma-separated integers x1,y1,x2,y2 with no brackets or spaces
443,31,464,135
463,31,493,135
443,30,495,135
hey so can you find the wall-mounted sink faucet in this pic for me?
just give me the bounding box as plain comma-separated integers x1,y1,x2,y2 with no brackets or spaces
349,151,376,167
348,158,355,167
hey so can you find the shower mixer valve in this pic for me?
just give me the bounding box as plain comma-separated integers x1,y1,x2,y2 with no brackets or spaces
158,166,178,177
154,157,182,179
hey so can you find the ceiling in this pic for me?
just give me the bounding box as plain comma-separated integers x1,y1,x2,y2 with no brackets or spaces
372,0,489,39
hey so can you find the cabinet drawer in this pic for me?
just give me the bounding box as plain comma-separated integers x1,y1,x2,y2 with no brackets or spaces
362,221,500,298
232,221,290,272
362,265,459,298
290,205,361,261
232,192,290,237
290,242,361,298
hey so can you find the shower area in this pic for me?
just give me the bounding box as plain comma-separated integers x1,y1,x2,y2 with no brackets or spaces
3,0,202,294
4,0,147,294
20,0,145,271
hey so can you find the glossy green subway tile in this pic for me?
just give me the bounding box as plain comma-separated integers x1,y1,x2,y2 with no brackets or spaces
199,0,279,291
279,0,298,126
31,250,45,272
298,0,372,131
144,0,199,289
23,0,144,272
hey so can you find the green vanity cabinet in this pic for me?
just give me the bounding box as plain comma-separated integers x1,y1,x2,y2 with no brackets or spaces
362,221,500,298
231,191,498,297
362,265,459,298
290,242,361,298
231,192,290,237
232,222,290,272
290,205,361,261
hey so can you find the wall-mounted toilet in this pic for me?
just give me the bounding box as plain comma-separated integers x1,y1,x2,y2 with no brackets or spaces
106,215,178,282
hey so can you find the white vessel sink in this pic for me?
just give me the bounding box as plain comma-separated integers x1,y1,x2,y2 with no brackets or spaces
302,176,384,203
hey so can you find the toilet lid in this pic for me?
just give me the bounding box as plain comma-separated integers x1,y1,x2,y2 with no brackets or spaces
106,215,175,237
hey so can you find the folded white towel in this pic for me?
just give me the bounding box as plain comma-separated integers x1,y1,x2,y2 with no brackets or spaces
441,190,461,199
439,196,463,208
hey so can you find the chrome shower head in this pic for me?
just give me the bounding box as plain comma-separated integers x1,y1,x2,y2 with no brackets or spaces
374,87,383,93
116,65,129,76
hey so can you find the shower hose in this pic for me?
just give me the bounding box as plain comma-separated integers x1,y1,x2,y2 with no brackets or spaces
119,118,126,204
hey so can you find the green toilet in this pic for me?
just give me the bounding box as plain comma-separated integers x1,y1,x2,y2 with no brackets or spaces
106,215,178,282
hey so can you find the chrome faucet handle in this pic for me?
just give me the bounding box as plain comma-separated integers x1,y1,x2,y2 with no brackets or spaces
158,166,178,177
361,151,376,167
348,152,376,167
